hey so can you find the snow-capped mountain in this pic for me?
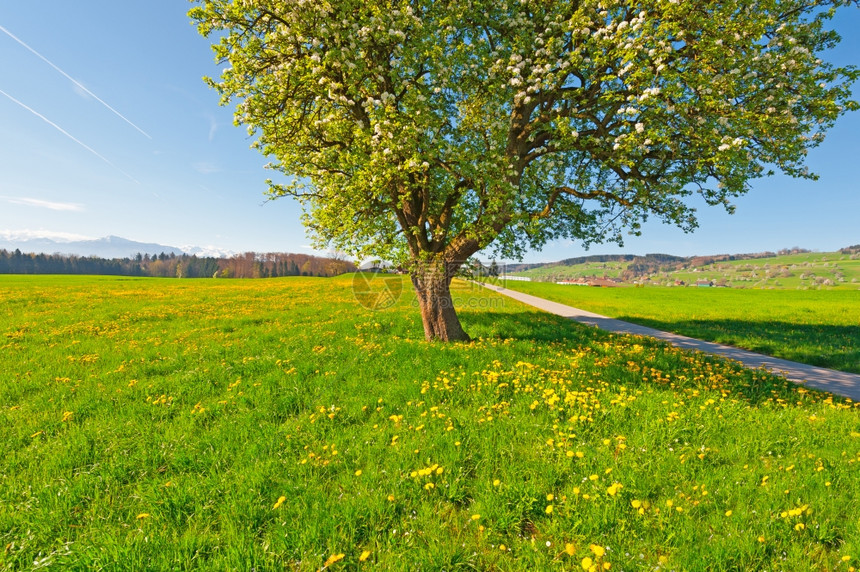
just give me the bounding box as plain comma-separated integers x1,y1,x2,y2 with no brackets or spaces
0,234,233,259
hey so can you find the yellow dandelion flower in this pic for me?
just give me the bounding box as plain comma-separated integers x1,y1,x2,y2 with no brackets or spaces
795,523,805,531
136,513,150,519
546,494,554,501
387,494,395,502
725,510,732,517
545,504,554,514
499,544,506,551
565,543,576,556
471,514,481,520
354,470,362,476
493,479,501,487
581,556,594,570
603,563,612,570
590,544,605,557
359,550,371,562
757,536,765,543
631,500,642,508
323,553,345,567
273,496,286,510
588,474,598,481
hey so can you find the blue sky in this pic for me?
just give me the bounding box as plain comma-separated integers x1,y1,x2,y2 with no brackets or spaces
0,2,858,263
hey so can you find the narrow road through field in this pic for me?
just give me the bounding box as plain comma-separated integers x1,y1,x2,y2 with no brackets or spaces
480,283,860,401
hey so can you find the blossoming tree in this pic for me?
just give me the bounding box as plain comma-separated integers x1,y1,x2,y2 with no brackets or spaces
190,0,857,341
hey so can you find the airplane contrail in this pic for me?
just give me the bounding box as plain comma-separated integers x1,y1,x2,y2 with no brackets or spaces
0,87,140,184
0,23,152,139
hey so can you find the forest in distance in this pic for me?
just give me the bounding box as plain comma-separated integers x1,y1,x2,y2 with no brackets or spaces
3,246,859,281
0,249,356,279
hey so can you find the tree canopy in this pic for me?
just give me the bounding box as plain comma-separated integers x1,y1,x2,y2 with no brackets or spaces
191,0,858,340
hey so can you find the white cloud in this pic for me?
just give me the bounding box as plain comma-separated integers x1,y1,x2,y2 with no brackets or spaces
0,229,94,242
207,114,218,142
192,161,221,174
2,196,85,211
181,244,236,258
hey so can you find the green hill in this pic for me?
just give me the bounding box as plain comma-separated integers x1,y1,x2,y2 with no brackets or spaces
507,248,860,290
647,251,860,290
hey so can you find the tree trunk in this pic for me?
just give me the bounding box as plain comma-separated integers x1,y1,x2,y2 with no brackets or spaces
411,260,470,342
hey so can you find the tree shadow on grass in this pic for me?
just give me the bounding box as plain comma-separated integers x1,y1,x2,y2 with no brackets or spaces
460,308,610,344
614,316,860,375
459,309,853,406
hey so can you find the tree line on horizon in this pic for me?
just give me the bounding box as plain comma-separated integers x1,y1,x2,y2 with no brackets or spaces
0,249,356,278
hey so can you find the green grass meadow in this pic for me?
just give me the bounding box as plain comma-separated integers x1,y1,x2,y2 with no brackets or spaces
498,281,860,374
2,275,860,570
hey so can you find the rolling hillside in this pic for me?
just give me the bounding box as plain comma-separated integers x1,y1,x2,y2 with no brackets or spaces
507,248,860,290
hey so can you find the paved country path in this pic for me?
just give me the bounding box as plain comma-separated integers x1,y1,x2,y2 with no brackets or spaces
477,282,860,402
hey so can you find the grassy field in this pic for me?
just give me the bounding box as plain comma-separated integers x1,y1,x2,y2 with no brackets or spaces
498,281,860,375
2,275,859,570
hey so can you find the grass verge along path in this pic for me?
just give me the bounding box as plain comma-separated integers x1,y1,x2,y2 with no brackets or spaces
497,280,860,374
481,282,860,401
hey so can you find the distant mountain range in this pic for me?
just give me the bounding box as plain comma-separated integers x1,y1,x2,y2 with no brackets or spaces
0,235,234,259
